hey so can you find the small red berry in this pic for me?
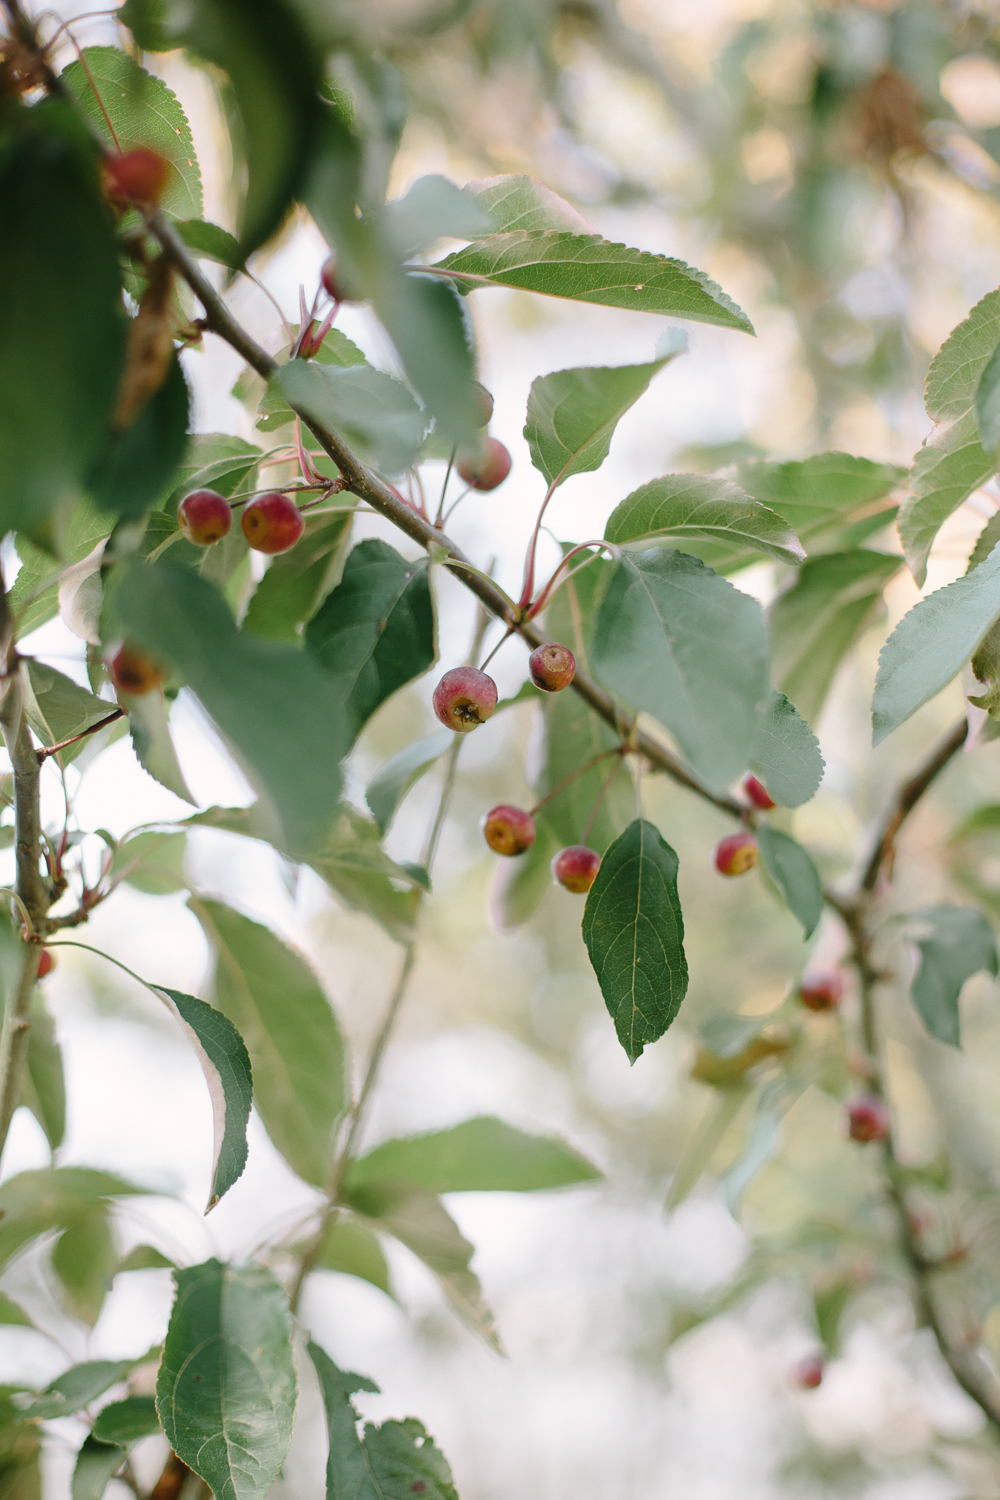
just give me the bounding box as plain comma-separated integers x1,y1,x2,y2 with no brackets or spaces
432,667,498,732
178,489,232,547
37,950,55,979
320,254,362,303
241,493,304,555
744,774,776,810
791,1353,824,1390
456,438,512,492
107,643,165,696
473,383,494,428
714,832,759,876
105,148,169,206
552,845,601,893
529,642,576,693
481,804,536,857
846,1093,890,1144
799,972,844,1012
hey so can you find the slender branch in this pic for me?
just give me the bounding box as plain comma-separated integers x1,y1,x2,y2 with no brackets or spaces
36,708,124,762
860,718,968,891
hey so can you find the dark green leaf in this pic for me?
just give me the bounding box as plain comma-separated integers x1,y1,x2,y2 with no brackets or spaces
306,807,423,944
242,510,352,643
907,904,998,1046
119,685,194,806
590,550,769,793
0,101,124,548
604,472,805,569
110,831,187,895
768,551,903,725
152,988,253,1210
305,540,436,734
110,560,351,857
0,1168,144,1274
92,1396,161,1446
366,730,453,834
748,692,824,809
156,1259,296,1499
22,995,66,1151
52,1212,116,1326
309,1343,459,1500
176,219,244,270
346,1116,599,1194
756,826,823,938
312,1218,393,1297
432,232,754,333
872,545,1000,744
581,818,688,1063
736,453,902,555
525,338,684,490
18,1360,133,1421
70,1437,121,1500
23,662,114,768
88,354,190,521
62,47,202,219
189,899,345,1188
276,361,427,476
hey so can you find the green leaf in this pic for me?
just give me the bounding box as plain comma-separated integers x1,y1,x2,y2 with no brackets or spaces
0,1169,144,1274
463,174,592,233
276,361,427,476
872,542,1000,744
312,1217,393,1296
524,338,685,490
378,273,483,450
18,1360,133,1421
968,511,1000,573
0,1293,32,1327
156,1259,296,1500
61,47,202,219
242,510,352,643
0,100,124,548
346,1117,599,1194
590,550,769,793
490,822,559,932
117,1243,176,1272
70,1437,121,1500
110,560,351,857
581,818,688,1063
152,988,253,1210
92,1396,161,1446
11,501,115,636
343,1181,499,1349
768,550,903,725
306,807,423,944
110,831,187,895
748,692,824,809
366,730,453,835
432,232,754,333
977,342,1000,459
252,329,367,432
309,1343,459,1500
52,1212,116,1327
305,540,436,734
385,174,494,256
118,685,194,806
176,219,245,270
736,453,903,555
604,473,805,569
907,904,998,1046
189,899,345,1188
23,662,113,767
88,353,191,521
21,995,66,1151
165,433,261,508
756,826,823,938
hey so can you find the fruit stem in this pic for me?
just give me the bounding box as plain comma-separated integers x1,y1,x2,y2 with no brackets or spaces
435,445,458,527
478,627,513,674
526,540,618,619
68,35,121,151
519,477,559,609
582,751,629,843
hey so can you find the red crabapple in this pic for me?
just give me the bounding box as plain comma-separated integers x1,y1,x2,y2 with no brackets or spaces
552,845,601,893
432,667,498,732
798,972,844,1012
791,1353,824,1390
456,438,512,491
481,805,536,857
744,774,776,810
37,950,55,979
241,493,304,554
473,383,494,427
714,832,759,876
107,643,165,696
846,1094,889,1143
106,148,169,206
178,489,232,546
529,642,576,693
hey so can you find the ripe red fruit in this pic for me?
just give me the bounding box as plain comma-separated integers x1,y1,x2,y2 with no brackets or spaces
744,774,776,810
241,492,305,555
846,1093,890,1143
178,489,232,547
108,643,165,696
37,950,55,979
799,971,844,1012
529,642,576,693
791,1353,824,1390
552,845,601,893
432,667,498,732
714,832,759,876
456,437,512,491
105,148,169,206
482,804,536,857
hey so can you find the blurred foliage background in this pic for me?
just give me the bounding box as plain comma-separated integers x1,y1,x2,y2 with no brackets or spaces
10,0,1000,1496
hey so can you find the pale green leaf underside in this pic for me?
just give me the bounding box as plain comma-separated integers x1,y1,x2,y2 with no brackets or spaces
907,904,998,1047
748,691,824,808
736,452,902,548
276,361,427,476
366,729,453,834
605,473,805,567
346,1116,599,1194
757,826,823,937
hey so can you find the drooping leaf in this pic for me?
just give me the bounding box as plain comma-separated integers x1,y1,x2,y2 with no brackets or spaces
22,661,114,768
308,1343,459,1500
242,510,352,643
176,219,245,270
524,338,684,490
118,685,195,806
581,818,688,1063
312,1217,393,1297
152,988,253,1210
748,692,824,809
346,1117,599,1194
463,174,592,234
17,1360,134,1421
305,540,436,733
872,542,1000,744
907,905,998,1046
21,995,66,1151
306,807,424,943
590,549,769,793
736,453,903,555
92,1396,161,1446
70,1437,122,1500
156,1260,297,1500
110,560,351,857
61,47,202,219
276,361,428,477
189,899,345,1188
366,730,453,835
756,826,823,938
88,354,191,521
0,1169,144,1274
0,100,124,548
604,473,805,570
52,1212,116,1327
768,550,903,725
431,231,754,332
110,831,188,895
377,273,483,450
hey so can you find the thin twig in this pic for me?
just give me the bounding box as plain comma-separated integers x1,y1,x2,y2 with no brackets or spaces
36,708,124,762
860,718,968,891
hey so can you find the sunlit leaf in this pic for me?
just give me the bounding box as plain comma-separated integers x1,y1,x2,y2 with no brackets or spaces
23,661,113,768
0,1169,144,1274
604,472,804,568
176,219,244,270
737,452,902,556
17,1360,134,1421
52,1213,116,1327
463,173,592,233
110,831,188,895
312,1217,393,1297
347,1117,599,1194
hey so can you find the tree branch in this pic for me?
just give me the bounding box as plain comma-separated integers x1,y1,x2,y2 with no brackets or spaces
860,718,969,892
